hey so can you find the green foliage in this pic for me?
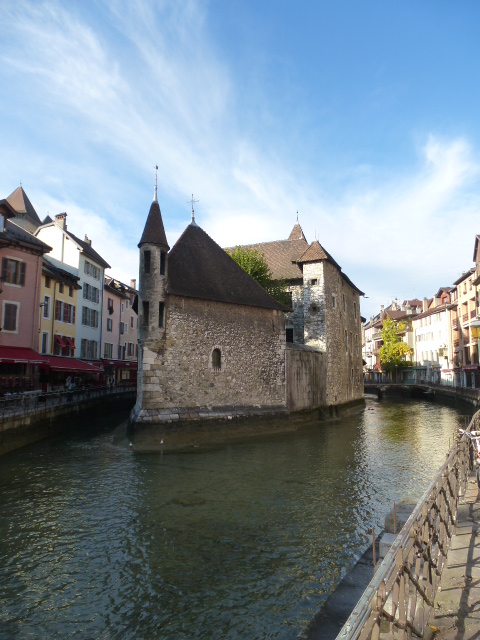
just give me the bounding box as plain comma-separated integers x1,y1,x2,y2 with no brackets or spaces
379,316,412,373
228,246,291,306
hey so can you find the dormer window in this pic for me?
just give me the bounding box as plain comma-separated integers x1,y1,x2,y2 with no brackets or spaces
144,250,151,274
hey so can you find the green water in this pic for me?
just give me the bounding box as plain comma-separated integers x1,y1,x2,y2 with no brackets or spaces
0,398,467,639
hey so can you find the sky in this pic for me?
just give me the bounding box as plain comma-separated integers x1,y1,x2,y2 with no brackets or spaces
1,0,479,319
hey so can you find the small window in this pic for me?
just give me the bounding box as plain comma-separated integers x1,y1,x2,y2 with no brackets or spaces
144,251,151,274
142,301,149,326
311,304,317,313
212,348,221,371
286,328,294,343
354,301,357,320
3,302,19,332
343,294,346,312
345,329,348,352
43,296,50,319
59,283,64,294
310,278,318,286
45,276,51,289
332,295,336,309
159,301,165,328
69,286,73,297
160,251,166,276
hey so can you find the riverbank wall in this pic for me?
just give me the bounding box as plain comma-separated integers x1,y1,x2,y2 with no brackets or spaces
129,398,365,452
0,389,136,456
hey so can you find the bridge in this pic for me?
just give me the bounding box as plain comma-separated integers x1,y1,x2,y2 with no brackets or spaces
364,382,435,399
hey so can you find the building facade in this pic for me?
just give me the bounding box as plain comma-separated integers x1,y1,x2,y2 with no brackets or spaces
35,214,110,361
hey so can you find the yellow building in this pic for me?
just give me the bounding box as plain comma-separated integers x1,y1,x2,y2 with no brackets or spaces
39,257,81,356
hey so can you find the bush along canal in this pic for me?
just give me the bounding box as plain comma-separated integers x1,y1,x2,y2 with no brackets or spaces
0,397,468,640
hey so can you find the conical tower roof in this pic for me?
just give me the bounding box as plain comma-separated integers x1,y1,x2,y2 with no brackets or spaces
138,200,169,249
6,186,41,225
288,221,307,242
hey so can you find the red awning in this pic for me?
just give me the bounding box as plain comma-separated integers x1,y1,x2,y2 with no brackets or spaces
55,335,66,348
41,356,102,373
65,337,75,348
0,347,45,364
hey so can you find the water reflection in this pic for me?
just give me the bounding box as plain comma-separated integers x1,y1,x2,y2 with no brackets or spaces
0,398,467,639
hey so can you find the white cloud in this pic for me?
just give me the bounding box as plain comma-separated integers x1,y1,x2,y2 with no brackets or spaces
1,1,480,323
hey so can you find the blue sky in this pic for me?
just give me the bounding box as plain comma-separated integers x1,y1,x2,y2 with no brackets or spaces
1,0,479,318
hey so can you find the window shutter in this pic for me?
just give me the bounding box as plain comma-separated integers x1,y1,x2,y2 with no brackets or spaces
55,300,62,321
72,306,76,324
1,258,7,281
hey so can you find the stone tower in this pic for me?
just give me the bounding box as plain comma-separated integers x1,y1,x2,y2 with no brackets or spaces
137,190,170,347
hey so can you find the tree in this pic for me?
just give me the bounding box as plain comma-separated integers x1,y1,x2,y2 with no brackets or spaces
228,246,291,306
379,316,412,381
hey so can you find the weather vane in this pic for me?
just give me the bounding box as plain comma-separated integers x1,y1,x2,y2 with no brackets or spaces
153,164,159,202
187,193,199,225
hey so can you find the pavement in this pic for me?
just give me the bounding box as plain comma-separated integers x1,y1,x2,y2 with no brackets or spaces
430,476,480,640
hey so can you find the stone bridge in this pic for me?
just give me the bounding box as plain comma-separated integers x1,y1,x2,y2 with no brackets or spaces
364,382,435,399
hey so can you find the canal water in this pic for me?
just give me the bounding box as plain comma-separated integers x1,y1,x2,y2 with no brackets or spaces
0,398,468,639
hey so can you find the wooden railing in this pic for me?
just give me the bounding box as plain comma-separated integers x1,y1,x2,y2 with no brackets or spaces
335,410,479,640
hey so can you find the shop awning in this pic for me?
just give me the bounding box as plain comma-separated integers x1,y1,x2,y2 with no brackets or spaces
41,356,102,373
0,347,45,364
54,335,66,348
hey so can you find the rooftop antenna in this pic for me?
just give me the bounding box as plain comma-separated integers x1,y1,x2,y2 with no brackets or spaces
153,165,158,203
188,193,199,226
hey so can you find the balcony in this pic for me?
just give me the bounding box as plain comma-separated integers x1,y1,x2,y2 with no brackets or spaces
452,318,458,328
463,314,469,323
471,310,477,319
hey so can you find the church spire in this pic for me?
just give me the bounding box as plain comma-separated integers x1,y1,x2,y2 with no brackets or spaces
187,194,199,226
153,164,158,203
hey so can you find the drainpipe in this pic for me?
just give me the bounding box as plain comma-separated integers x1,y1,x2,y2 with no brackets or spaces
51,281,57,354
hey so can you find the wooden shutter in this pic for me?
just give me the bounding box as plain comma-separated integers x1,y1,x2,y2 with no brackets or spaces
1,258,7,281
19,262,26,286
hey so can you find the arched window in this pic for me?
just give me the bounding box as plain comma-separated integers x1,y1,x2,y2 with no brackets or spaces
212,348,221,371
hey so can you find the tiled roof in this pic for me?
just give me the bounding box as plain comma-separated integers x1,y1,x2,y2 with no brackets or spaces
138,201,169,249
0,220,51,252
288,222,307,242
67,230,111,269
227,238,308,281
413,304,447,321
453,268,475,286
6,186,42,225
297,240,341,269
168,224,288,311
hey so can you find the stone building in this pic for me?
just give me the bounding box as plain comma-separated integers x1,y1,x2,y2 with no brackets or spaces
132,196,365,429
231,221,365,407
131,195,288,425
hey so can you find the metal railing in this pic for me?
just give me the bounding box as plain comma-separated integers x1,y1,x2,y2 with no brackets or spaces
335,410,479,640
0,385,136,424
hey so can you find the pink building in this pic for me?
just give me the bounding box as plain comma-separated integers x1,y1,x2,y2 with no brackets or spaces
0,199,51,391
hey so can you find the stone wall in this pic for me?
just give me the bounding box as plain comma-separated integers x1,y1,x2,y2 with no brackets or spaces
323,261,364,406
133,295,287,423
302,263,327,350
285,344,326,411
285,280,305,343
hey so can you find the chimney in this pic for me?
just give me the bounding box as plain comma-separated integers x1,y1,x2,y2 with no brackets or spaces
55,212,67,230
84,234,92,247
130,279,136,290
422,297,429,312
